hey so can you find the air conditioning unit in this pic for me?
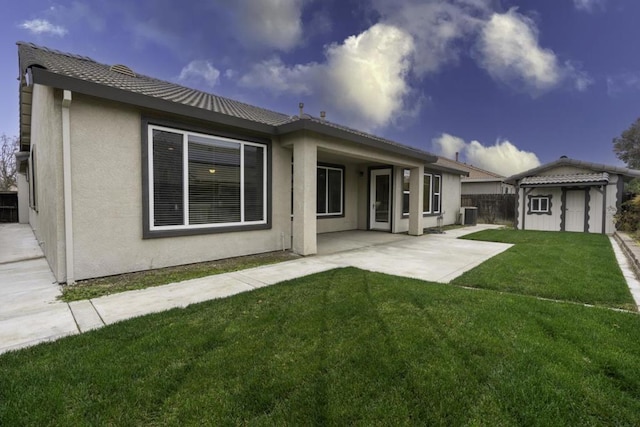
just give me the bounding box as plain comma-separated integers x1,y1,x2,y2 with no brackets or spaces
460,207,478,226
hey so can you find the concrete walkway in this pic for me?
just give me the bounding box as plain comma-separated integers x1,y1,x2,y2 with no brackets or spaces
1,224,510,354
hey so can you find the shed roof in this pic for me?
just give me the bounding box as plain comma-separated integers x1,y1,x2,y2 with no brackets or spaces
16,42,436,163
520,173,609,186
505,157,640,185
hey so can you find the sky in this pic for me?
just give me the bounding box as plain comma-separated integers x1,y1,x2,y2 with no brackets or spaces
1,0,640,176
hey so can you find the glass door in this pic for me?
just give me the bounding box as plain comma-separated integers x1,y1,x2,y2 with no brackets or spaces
370,169,391,230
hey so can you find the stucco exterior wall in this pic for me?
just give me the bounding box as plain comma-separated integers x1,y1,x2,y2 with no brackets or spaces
68,94,292,280
28,84,65,280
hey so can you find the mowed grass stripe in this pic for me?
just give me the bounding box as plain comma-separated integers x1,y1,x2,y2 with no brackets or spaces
1,268,639,425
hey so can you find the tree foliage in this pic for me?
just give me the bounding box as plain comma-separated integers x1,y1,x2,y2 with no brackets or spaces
613,117,640,169
0,134,18,191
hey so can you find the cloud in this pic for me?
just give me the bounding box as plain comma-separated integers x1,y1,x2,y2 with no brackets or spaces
606,73,640,97
432,133,466,159
475,8,592,96
19,19,67,36
238,23,417,130
239,57,316,95
573,0,605,12
178,60,221,88
373,0,491,76
432,133,540,176
232,0,305,51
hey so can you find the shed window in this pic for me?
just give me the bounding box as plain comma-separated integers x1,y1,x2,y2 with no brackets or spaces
530,196,550,213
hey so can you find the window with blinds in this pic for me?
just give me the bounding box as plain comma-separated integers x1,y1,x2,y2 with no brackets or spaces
148,125,267,230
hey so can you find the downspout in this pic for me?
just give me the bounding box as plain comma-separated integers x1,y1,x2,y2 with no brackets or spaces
62,90,75,284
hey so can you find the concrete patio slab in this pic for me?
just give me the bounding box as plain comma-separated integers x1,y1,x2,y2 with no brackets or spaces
0,224,44,264
90,274,255,325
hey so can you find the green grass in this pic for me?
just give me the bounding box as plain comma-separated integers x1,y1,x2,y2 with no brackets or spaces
61,251,298,302
454,229,636,310
2,267,640,425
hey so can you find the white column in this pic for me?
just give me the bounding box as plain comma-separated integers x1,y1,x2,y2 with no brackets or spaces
408,165,424,236
292,138,317,255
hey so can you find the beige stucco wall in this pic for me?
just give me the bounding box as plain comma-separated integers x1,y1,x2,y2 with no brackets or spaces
28,84,65,280
68,94,292,280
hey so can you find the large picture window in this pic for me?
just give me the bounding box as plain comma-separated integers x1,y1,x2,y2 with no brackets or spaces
148,125,267,232
402,170,442,215
317,165,344,216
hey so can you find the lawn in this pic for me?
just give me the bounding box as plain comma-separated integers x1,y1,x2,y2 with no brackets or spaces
2,268,640,425
454,229,636,310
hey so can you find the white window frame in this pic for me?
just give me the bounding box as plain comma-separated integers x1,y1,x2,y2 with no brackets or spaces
530,196,550,213
402,170,442,215
432,174,441,214
316,165,344,217
148,124,267,231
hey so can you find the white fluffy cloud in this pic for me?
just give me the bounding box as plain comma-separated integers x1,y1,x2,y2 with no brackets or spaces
239,23,416,130
178,60,221,88
373,0,490,76
19,19,67,36
239,57,317,95
476,9,561,95
476,9,592,96
233,0,304,51
432,133,540,176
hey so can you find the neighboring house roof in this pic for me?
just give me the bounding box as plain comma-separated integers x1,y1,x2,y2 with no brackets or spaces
505,157,640,185
520,173,609,186
435,157,504,181
429,157,470,176
16,42,436,163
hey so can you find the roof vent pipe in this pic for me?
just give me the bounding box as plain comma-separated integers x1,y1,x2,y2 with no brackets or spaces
455,152,459,162
299,102,304,117
320,111,326,120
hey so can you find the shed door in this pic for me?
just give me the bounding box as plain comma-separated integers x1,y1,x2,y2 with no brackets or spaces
565,191,585,232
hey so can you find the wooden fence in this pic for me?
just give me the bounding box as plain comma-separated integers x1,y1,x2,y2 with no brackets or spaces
461,194,516,224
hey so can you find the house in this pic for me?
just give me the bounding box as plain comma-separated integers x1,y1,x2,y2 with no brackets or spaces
14,42,467,284
435,157,513,195
505,156,640,234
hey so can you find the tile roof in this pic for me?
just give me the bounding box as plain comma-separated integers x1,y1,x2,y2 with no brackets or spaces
434,157,504,179
18,41,295,126
16,42,438,162
520,173,609,186
505,157,640,184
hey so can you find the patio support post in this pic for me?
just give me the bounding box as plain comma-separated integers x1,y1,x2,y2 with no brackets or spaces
292,137,317,255
408,165,424,236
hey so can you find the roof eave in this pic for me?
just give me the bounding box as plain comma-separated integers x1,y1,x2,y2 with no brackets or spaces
276,119,437,163
30,67,277,136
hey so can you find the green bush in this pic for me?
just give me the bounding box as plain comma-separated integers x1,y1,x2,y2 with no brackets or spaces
615,195,640,236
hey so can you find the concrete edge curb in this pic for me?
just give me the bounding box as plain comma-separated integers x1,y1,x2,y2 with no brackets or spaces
613,231,640,280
